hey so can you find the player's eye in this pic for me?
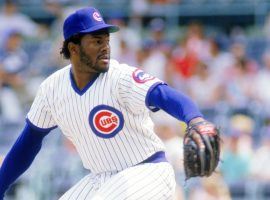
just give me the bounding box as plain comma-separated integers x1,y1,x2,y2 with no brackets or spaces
96,40,102,45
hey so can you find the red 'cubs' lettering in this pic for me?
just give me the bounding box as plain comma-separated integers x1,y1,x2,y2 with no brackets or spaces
111,116,117,123
95,111,118,133
89,105,124,139
100,116,118,126
101,118,110,126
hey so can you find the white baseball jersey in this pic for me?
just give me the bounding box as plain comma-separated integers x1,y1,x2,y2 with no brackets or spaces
59,162,175,200
27,59,165,174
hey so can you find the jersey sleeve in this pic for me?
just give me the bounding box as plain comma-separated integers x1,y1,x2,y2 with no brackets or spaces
26,81,57,130
117,65,165,114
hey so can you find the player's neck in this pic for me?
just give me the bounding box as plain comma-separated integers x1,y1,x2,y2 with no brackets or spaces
71,68,98,90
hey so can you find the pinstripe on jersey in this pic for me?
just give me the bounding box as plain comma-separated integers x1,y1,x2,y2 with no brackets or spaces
59,162,175,200
27,59,166,174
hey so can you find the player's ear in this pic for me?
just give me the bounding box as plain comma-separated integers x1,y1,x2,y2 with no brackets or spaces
68,42,79,56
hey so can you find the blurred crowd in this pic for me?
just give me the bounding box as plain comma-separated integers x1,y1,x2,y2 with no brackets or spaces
1,0,270,200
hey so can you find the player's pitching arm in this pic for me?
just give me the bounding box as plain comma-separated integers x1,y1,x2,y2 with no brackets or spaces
0,122,52,200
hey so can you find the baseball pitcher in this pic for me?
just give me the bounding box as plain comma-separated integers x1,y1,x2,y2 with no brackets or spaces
0,7,220,200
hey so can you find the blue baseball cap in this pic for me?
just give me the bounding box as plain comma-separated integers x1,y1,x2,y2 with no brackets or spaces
63,7,119,40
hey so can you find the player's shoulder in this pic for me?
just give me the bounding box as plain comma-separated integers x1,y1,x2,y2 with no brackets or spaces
109,59,137,75
40,64,71,88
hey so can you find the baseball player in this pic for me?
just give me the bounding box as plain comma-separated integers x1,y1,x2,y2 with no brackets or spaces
0,7,219,200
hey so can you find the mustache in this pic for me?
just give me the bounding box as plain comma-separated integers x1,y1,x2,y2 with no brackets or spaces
98,54,110,59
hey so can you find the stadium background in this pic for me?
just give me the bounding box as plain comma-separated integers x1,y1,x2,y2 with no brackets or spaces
1,0,270,199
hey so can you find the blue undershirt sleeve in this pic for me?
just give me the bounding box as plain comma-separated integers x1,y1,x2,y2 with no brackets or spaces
0,122,50,199
146,84,203,124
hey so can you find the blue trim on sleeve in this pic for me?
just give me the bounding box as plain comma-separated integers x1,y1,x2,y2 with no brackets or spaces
147,84,203,123
26,118,57,132
145,82,167,112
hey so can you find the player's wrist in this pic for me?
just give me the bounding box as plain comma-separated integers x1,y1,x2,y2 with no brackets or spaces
188,117,205,127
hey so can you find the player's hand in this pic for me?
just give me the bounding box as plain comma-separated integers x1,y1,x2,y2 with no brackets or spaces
183,119,220,179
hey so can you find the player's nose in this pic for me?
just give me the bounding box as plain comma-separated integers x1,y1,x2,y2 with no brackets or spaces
101,41,110,50
100,44,110,56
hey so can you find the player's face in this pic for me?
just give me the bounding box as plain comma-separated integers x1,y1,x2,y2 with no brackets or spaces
78,33,110,73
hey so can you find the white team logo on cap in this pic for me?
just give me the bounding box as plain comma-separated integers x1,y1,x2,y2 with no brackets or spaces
93,11,102,21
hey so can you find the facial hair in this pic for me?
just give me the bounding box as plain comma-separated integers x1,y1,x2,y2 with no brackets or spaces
79,46,109,73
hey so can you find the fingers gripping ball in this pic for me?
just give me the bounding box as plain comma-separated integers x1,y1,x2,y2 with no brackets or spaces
183,121,220,180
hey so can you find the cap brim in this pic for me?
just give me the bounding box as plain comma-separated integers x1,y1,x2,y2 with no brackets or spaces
80,24,119,34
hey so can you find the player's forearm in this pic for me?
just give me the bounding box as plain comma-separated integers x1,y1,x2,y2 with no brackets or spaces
0,123,49,198
147,84,203,123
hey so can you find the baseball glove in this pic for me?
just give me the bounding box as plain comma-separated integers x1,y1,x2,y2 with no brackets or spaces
183,120,220,180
